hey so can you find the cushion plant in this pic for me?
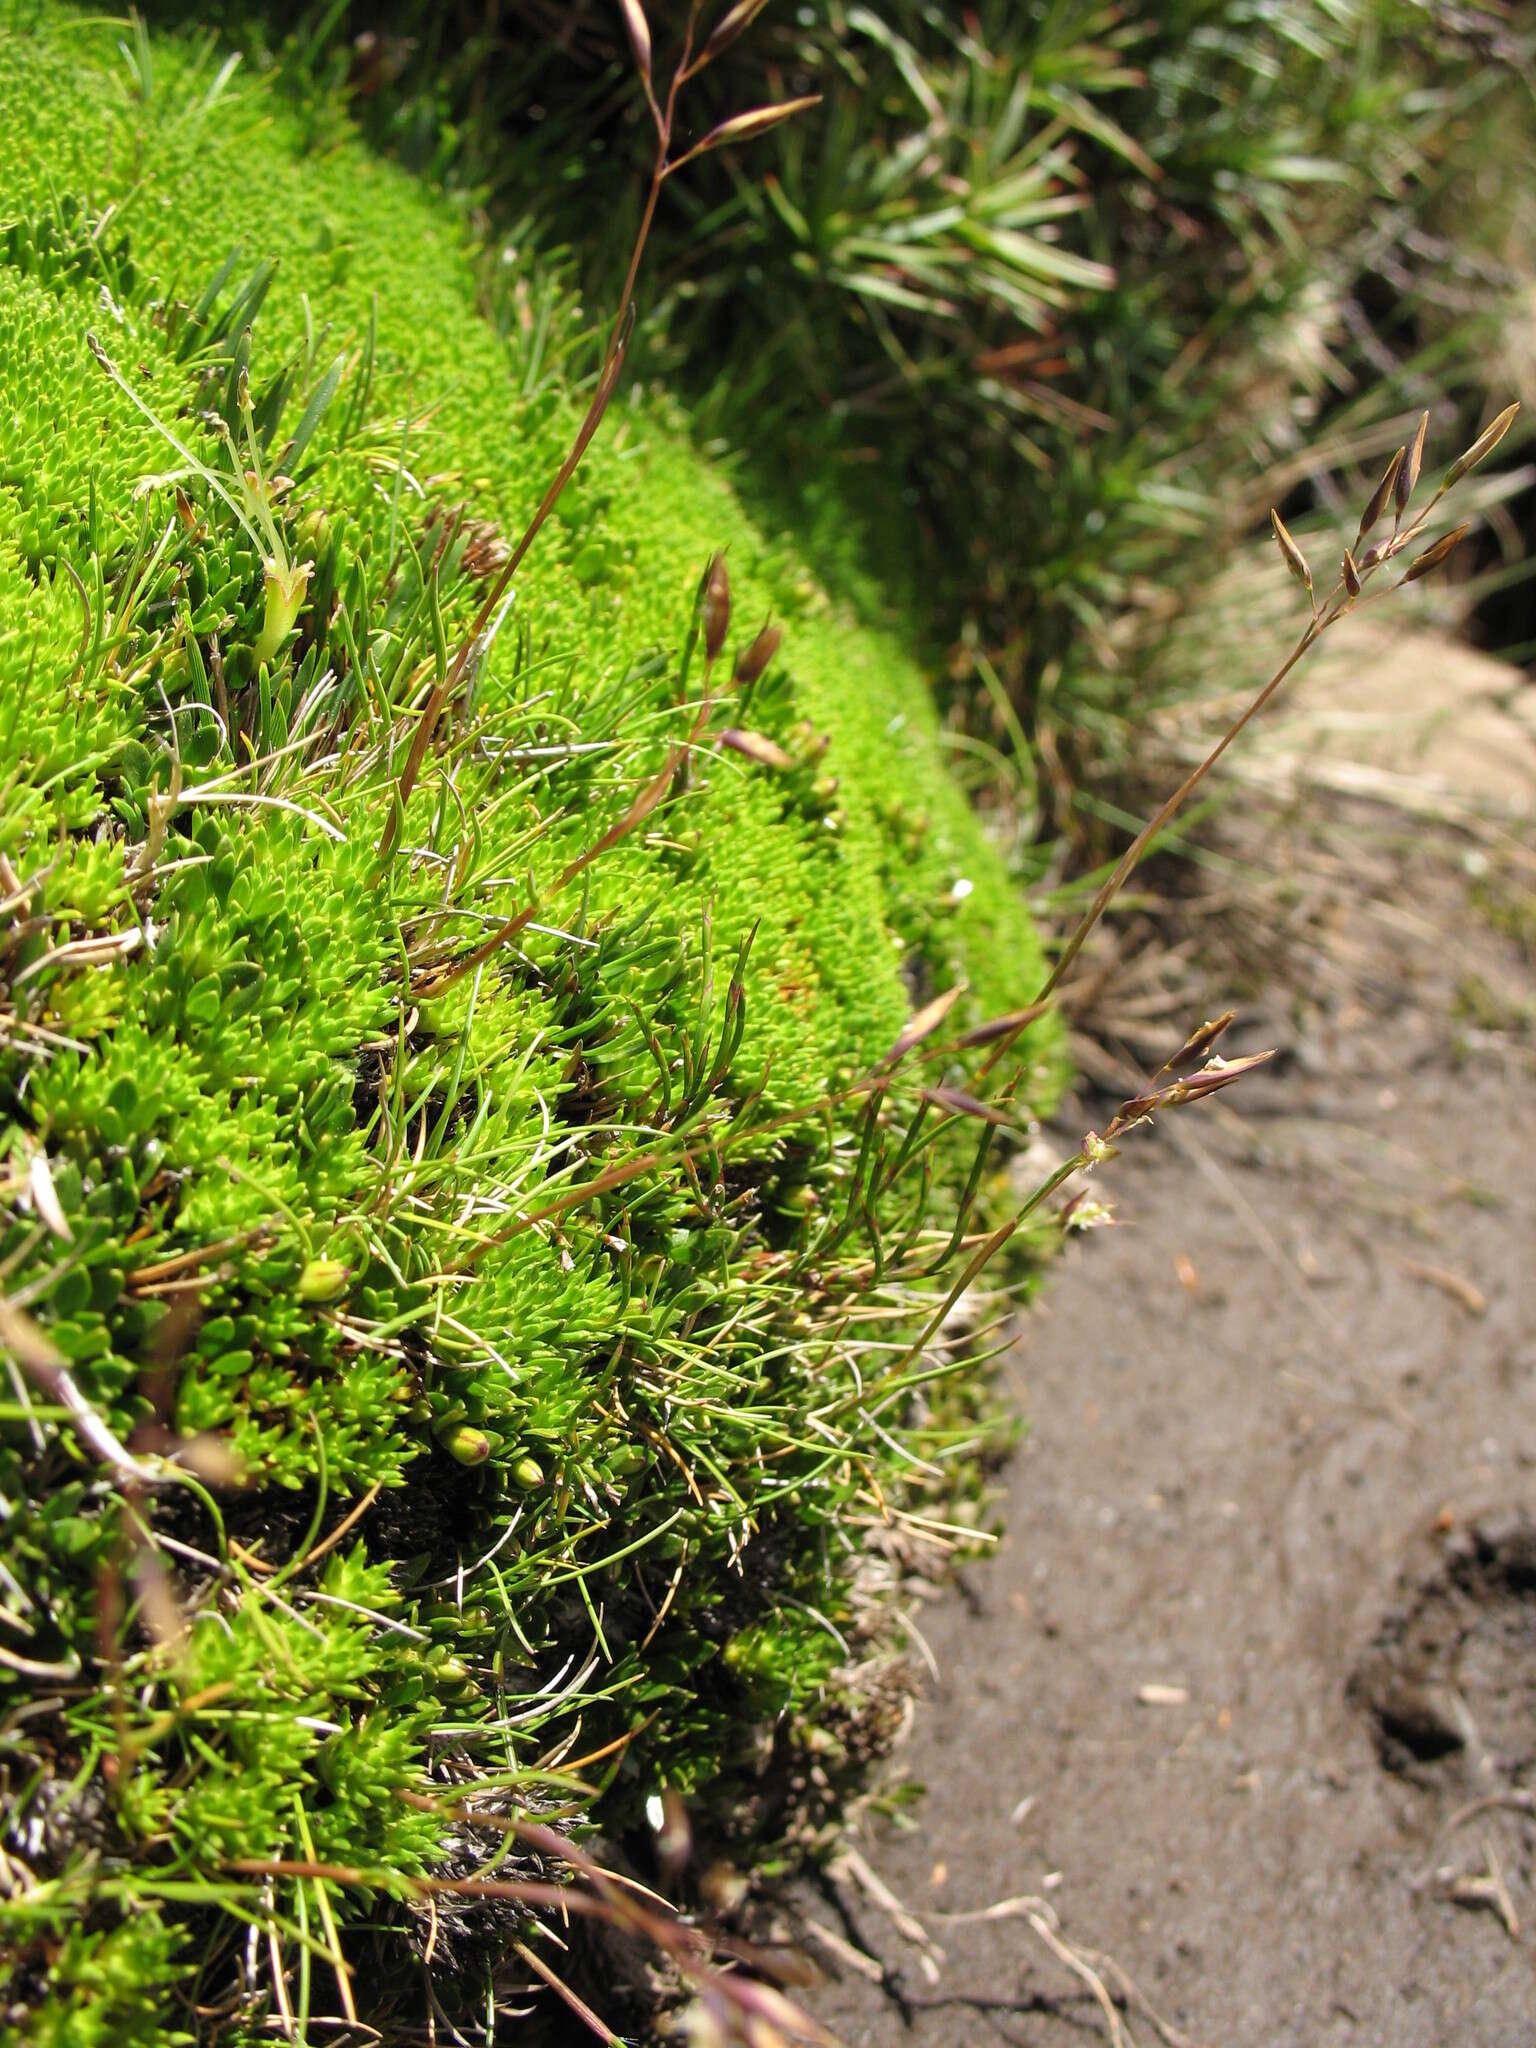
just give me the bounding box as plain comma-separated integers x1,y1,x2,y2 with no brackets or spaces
0,7,1062,2040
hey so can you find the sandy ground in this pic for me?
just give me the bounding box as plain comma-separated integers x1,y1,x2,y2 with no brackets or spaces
786,641,1536,2048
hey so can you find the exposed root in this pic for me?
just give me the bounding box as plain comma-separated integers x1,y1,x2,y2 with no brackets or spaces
826,1851,1211,2048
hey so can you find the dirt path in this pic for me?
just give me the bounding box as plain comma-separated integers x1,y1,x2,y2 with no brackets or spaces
790,800,1536,2044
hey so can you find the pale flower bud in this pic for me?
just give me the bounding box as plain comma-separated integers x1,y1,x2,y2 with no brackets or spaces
254,558,311,668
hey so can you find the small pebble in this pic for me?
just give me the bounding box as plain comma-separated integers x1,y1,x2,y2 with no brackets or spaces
1138,1683,1190,1707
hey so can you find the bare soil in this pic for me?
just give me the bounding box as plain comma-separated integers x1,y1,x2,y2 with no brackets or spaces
787,684,1536,2046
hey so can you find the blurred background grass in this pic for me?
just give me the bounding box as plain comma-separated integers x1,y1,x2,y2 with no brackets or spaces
180,0,1535,872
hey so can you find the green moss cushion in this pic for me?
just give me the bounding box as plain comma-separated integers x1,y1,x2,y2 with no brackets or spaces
0,8,1061,2039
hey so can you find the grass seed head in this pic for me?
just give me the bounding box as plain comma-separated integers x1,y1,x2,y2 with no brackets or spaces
1445,401,1522,488
618,0,651,84
1356,445,1405,547
720,727,795,769
1396,410,1429,515
886,983,964,1064
704,0,774,63
1403,521,1472,582
1342,546,1362,598
733,619,782,687
703,550,731,663
1269,508,1312,597
682,97,824,165
1174,1012,1236,1064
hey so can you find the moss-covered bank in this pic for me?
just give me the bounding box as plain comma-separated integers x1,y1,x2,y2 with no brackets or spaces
0,7,1060,2039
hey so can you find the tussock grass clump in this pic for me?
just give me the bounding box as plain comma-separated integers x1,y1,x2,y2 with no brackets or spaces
0,8,1064,2040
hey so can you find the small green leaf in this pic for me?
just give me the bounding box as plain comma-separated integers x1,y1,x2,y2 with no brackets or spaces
184,976,221,1026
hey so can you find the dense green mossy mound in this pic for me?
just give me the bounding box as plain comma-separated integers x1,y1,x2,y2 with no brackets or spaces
0,8,1061,2039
